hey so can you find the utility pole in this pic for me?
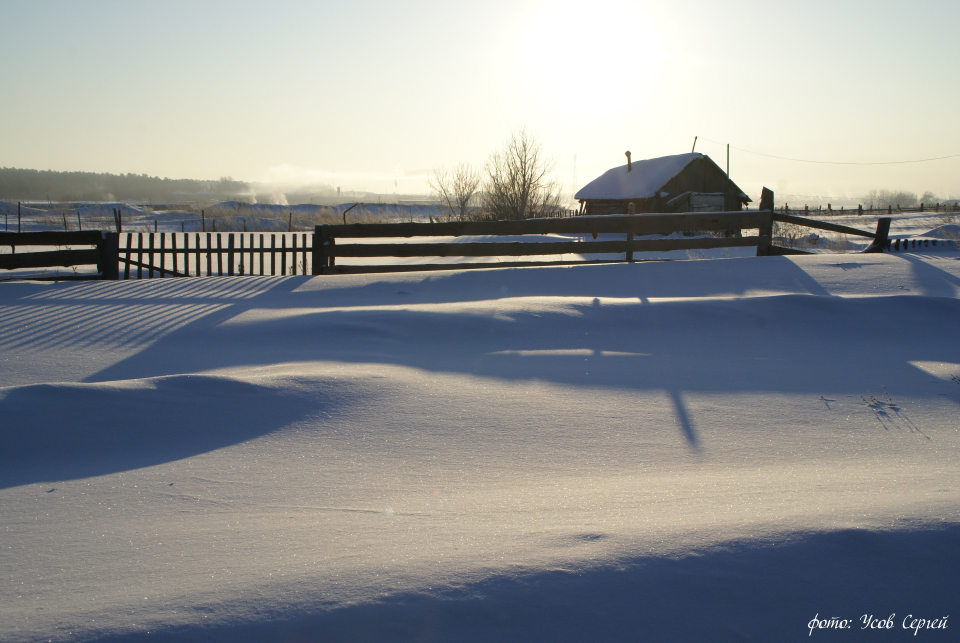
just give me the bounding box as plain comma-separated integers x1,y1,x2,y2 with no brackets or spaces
691,136,697,153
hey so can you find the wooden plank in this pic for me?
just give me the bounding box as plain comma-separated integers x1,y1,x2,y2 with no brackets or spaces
314,227,326,275
172,233,179,276
302,233,308,274
292,234,298,275
317,211,771,239
123,233,132,280
195,233,201,278
159,232,165,278
281,235,287,275
772,213,876,238
217,234,224,276
228,234,235,277
271,234,276,275
206,233,212,276
259,234,264,276
148,233,155,278
0,231,103,246
0,248,101,270
183,233,191,277
98,233,119,280
328,235,761,258
757,218,773,257
137,233,143,279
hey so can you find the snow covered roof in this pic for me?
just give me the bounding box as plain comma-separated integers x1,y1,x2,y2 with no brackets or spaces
575,153,703,201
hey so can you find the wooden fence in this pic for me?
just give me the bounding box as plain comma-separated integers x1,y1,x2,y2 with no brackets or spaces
0,231,118,279
312,211,893,274
118,232,312,278
0,211,894,279
781,203,959,216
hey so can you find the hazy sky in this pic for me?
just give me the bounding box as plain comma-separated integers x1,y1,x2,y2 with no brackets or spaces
2,0,958,203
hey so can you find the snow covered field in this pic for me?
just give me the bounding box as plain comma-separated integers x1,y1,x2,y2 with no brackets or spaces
1,254,959,641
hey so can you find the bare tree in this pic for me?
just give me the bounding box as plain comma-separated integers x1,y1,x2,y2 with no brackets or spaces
483,129,563,220
428,163,482,222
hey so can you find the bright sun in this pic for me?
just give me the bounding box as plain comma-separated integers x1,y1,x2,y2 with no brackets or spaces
513,0,666,104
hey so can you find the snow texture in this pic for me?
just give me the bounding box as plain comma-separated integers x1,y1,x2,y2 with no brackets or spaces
1,254,959,642
574,152,701,201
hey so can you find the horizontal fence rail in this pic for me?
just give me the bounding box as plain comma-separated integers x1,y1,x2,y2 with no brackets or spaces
0,231,118,278
772,213,878,238
314,212,778,274
316,211,773,239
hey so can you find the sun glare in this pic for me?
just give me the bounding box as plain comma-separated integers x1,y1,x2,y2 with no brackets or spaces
513,0,666,111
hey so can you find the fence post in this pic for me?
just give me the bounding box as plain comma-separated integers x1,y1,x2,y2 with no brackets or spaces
292,234,298,275
757,213,773,256
148,233,155,278
124,233,132,280
757,187,774,257
863,217,892,254
159,232,166,277
98,232,120,280
314,226,325,274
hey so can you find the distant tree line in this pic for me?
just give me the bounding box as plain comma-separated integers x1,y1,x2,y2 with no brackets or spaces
0,167,248,202
863,189,950,209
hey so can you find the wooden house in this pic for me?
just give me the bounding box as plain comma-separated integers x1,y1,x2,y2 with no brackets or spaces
575,152,751,215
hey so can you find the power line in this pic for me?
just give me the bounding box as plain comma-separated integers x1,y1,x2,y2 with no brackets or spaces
698,137,960,166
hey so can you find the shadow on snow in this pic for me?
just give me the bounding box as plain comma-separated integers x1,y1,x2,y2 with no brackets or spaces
88,522,960,643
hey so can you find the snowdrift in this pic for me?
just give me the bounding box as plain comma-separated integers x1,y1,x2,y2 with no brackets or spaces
1,254,958,642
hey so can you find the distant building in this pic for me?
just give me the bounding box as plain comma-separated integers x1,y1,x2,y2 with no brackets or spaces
575,152,751,215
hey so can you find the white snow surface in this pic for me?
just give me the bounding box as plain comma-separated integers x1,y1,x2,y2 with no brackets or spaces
1,255,960,641
573,153,701,200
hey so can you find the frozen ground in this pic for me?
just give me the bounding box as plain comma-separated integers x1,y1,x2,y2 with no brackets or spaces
1,254,959,641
